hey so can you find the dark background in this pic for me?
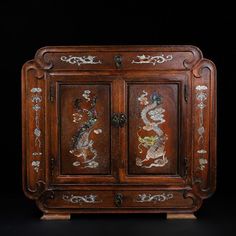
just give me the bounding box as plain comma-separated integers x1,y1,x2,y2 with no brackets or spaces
0,0,235,235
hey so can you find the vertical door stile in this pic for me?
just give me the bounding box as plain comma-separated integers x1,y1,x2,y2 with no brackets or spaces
111,78,120,181
118,77,126,182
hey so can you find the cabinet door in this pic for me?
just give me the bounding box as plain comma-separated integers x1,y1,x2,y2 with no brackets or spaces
50,75,118,184
120,74,189,184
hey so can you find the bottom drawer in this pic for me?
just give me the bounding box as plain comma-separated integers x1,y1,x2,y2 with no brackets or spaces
120,191,193,208
44,190,194,209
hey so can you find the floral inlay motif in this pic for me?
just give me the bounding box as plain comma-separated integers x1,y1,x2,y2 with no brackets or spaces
199,158,208,170
136,90,168,168
196,85,208,171
31,87,42,172
132,54,173,65
60,55,102,66
69,90,102,168
31,160,40,173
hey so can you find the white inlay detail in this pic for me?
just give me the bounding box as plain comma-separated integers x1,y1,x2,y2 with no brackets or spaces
62,194,99,204
31,161,40,173
197,149,207,154
136,193,173,202
32,152,42,156
31,87,42,173
136,91,168,168
196,85,208,171
94,129,102,134
60,55,102,66
132,54,173,65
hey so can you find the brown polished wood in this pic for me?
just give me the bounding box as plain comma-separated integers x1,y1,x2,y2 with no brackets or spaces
41,213,71,220
22,46,217,220
167,213,197,220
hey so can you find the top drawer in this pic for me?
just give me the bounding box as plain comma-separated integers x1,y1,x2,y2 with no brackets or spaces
35,46,202,71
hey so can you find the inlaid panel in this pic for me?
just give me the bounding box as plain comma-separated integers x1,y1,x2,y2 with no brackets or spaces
59,84,111,175
128,83,179,175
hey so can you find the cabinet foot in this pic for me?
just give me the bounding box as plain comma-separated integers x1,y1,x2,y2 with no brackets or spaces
41,213,71,220
167,213,196,220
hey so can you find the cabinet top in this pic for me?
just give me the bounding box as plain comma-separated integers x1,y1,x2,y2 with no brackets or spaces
27,45,208,71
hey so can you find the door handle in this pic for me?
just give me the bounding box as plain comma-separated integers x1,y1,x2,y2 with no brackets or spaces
111,113,127,127
118,113,127,127
111,113,120,127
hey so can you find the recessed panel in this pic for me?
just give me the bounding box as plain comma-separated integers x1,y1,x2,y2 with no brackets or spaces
128,83,179,175
59,84,111,175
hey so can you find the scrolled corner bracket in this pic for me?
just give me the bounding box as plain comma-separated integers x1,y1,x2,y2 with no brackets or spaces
183,46,203,69
193,177,213,199
60,55,102,66
23,60,44,80
183,190,202,211
25,180,46,200
131,54,173,65
37,190,55,211
34,47,54,70
192,59,216,78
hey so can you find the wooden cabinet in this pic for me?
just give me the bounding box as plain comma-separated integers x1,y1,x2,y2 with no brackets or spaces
22,46,217,220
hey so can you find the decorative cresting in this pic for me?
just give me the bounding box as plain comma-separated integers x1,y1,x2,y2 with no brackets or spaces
136,193,173,202
60,55,102,66
31,87,42,173
62,194,99,204
132,54,173,65
136,90,168,168
196,85,208,171
69,90,102,168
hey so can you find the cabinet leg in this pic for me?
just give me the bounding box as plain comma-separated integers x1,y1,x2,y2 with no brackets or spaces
41,213,71,220
167,213,196,220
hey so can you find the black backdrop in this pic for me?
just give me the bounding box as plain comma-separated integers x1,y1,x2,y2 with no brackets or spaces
0,1,235,235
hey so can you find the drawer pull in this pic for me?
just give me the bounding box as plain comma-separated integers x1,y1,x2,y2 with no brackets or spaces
114,193,123,207
114,55,122,68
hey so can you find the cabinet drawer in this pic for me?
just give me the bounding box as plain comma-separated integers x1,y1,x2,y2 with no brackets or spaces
120,191,193,208
49,191,115,209
38,47,200,71
45,190,193,209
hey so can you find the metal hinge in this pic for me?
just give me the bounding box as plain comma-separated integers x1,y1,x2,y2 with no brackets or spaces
50,157,56,176
184,84,188,102
49,84,54,102
184,157,189,179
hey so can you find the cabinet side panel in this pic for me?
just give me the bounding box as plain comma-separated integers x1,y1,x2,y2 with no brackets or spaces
22,61,46,198
192,59,217,198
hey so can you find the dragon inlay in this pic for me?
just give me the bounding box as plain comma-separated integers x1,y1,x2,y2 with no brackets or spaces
136,90,168,168
69,90,102,168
